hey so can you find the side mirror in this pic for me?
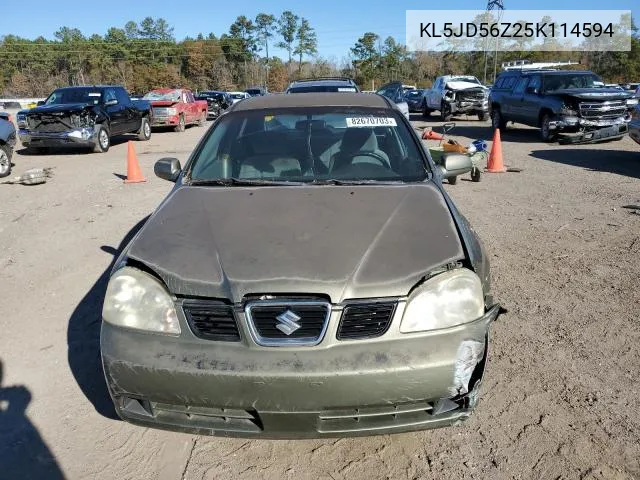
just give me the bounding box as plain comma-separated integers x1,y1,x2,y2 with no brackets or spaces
439,154,473,179
37,100,45,106
154,157,181,182
104,99,118,106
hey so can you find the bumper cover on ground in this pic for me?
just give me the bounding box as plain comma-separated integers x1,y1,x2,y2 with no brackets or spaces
101,304,501,438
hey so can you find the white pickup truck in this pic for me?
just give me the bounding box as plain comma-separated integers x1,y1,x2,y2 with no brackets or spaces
421,75,489,121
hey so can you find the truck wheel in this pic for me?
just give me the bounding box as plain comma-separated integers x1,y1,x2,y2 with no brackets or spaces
137,117,151,141
93,125,110,153
478,112,487,121
197,112,206,126
440,102,452,122
0,144,11,178
448,175,458,185
174,115,186,132
540,114,557,142
491,108,506,131
422,101,431,118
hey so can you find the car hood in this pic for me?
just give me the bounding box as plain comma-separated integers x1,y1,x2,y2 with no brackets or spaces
126,184,465,303
150,100,179,107
546,88,632,101
25,103,91,114
445,81,486,91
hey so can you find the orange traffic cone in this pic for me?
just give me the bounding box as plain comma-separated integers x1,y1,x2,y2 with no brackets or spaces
124,141,146,184
422,129,444,141
486,128,506,173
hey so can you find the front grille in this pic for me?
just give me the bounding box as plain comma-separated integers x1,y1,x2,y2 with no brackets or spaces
459,89,485,101
183,300,240,341
27,114,69,132
337,302,396,340
246,301,330,346
579,100,627,119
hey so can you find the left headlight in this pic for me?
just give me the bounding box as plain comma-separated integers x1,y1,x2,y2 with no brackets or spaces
626,98,639,107
102,266,180,335
400,268,484,333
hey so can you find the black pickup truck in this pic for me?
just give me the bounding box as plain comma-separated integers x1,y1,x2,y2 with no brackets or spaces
489,70,638,143
16,85,152,153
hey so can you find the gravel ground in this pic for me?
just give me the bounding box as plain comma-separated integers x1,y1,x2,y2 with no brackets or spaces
0,111,639,480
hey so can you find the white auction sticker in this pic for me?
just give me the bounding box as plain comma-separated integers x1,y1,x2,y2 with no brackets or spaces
346,117,397,127
88,93,102,97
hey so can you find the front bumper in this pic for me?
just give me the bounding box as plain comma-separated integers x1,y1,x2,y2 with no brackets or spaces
552,117,630,144
150,115,180,126
450,99,489,114
101,304,501,438
18,127,99,147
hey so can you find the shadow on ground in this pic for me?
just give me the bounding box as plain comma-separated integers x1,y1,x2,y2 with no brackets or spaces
530,148,640,179
16,135,143,156
66,216,150,420
0,359,65,479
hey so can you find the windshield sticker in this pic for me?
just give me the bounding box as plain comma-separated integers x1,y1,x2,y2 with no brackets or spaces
338,87,357,92
88,93,101,97
346,117,397,127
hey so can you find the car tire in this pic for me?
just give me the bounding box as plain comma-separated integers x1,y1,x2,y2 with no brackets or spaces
471,167,482,182
197,113,206,126
0,144,11,178
440,102,452,122
137,117,151,141
175,115,186,132
448,175,458,185
491,108,506,131
422,101,431,118
478,112,487,121
93,125,110,153
540,114,557,142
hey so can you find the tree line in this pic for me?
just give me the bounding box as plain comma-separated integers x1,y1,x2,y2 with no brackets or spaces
1,12,639,97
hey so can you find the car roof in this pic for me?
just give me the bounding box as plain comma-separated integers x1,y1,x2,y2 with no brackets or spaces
501,70,595,76
54,85,121,90
288,78,356,88
230,92,390,111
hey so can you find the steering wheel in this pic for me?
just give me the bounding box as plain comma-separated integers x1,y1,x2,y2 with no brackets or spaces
342,151,391,170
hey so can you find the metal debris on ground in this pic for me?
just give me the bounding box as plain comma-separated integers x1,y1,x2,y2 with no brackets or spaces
2,168,54,185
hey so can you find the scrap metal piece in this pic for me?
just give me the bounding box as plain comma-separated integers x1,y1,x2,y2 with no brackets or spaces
3,167,54,185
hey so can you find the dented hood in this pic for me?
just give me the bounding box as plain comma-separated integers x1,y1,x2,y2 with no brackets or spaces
126,184,464,303
445,81,486,91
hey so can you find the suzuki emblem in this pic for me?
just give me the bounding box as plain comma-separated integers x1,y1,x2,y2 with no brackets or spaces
276,310,302,335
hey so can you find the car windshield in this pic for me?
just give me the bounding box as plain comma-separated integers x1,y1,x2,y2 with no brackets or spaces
288,86,357,93
230,93,246,99
45,88,103,105
188,108,428,184
144,91,181,101
543,74,602,92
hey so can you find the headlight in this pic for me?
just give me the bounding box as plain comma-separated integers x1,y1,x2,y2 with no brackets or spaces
400,268,484,333
167,108,178,115
102,266,180,335
626,98,639,107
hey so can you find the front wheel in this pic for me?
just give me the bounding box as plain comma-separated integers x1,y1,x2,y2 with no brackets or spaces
478,112,488,121
0,144,12,178
440,102,452,122
448,175,458,185
422,101,431,118
137,117,151,141
197,113,206,126
491,108,506,131
540,114,557,142
93,125,110,153
174,115,186,132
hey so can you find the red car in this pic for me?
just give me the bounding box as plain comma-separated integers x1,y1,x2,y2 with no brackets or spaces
144,88,207,132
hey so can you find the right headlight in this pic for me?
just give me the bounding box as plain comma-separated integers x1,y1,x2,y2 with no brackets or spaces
102,266,180,335
400,268,484,333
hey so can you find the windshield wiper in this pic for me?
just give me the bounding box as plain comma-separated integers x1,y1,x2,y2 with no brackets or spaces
311,179,407,185
190,178,305,186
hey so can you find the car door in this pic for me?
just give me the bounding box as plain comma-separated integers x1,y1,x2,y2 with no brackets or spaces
104,88,125,135
429,78,442,109
508,77,530,123
115,87,137,133
519,75,542,126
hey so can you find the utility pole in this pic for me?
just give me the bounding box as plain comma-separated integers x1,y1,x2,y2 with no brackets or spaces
483,0,505,84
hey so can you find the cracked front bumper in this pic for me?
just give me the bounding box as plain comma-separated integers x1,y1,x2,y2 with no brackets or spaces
18,127,99,147
101,304,501,438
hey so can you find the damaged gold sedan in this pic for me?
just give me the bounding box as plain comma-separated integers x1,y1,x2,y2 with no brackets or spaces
100,92,502,438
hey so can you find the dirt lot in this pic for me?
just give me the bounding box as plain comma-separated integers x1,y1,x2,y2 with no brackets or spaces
1,111,639,480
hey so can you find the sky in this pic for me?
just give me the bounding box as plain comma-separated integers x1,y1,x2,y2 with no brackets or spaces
2,0,638,61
